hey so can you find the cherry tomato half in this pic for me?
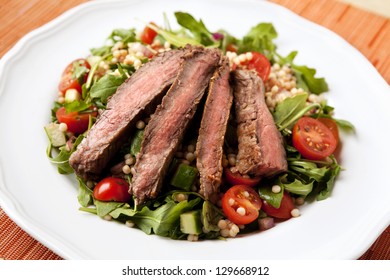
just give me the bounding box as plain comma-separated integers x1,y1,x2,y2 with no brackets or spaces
58,59,90,94
56,106,97,135
262,191,294,219
244,51,271,81
224,168,261,187
140,22,158,45
93,177,131,202
318,117,339,143
292,117,338,160
221,185,262,225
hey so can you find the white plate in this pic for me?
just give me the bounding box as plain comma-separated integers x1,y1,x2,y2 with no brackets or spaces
0,0,389,260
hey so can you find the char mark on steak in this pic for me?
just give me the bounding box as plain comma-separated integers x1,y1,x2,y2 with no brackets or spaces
232,69,287,177
196,58,233,201
69,47,191,181
130,46,222,205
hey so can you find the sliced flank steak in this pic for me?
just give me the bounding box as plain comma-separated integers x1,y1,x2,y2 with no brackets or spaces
130,46,222,205
196,58,233,201
232,69,287,177
69,46,191,181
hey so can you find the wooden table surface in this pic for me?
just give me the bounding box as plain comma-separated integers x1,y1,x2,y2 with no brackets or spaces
0,0,389,260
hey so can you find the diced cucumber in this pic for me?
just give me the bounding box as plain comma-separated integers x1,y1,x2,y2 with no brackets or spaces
170,163,198,191
86,55,102,68
44,123,66,147
64,89,81,103
180,210,202,235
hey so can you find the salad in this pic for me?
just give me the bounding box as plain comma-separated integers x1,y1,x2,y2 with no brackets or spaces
45,12,354,241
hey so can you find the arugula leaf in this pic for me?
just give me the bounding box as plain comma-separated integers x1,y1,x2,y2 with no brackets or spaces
286,153,343,201
46,144,74,174
146,13,221,48
238,23,278,59
89,28,136,56
77,177,93,207
51,102,62,121
135,198,201,236
146,23,204,48
109,28,137,44
277,51,328,94
95,200,125,217
293,64,329,94
282,178,314,197
258,184,284,208
335,118,355,132
273,93,321,133
72,61,89,85
107,205,135,220
46,134,84,174
64,99,91,113
90,73,127,103
109,197,201,237
130,129,144,156
288,159,329,182
174,12,215,46
90,45,111,57
273,93,308,129
316,164,341,200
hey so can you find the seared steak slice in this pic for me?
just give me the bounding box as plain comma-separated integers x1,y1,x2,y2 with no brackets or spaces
69,47,190,181
232,69,287,177
196,58,233,201
130,47,221,205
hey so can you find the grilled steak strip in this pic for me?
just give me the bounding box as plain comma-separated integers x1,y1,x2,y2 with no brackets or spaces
232,69,287,177
196,58,233,201
130,47,221,205
69,47,190,181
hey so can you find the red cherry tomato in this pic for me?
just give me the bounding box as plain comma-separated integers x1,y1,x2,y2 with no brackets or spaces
292,117,338,160
318,117,339,143
262,192,295,219
58,59,90,94
56,106,97,135
244,51,271,81
93,177,131,202
140,22,158,45
224,168,261,187
221,185,262,225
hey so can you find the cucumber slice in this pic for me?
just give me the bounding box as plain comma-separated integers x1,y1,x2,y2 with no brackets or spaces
44,123,66,147
170,163,198,191
64,89,81,103
180,210,202,235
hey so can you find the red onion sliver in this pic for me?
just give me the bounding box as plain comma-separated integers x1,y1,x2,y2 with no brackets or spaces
212,32,224,40
258,217,275,231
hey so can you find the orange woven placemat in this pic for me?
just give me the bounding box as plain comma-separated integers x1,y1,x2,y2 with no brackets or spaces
0,0,389,260
0,210,62,260
271,0,390,83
